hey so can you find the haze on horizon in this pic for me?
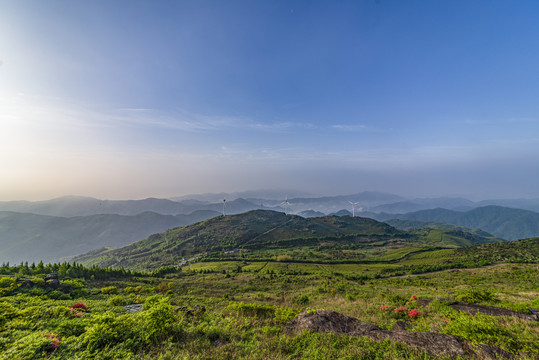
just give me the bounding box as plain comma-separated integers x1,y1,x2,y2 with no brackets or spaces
2,1,539,202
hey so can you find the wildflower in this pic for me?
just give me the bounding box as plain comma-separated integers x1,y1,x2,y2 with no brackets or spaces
394,306,408,313
444,318,450,322
44,332,60,350
71,301,88,310
408,309,421,318
380,305,391,310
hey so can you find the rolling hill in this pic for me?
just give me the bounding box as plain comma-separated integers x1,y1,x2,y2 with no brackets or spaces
375,205,539,240
74,210,502,270
0,210,220,264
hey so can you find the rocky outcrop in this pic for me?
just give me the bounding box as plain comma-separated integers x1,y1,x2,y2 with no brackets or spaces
284,309,518,359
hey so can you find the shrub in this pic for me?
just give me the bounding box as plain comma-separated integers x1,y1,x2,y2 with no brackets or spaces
1,332,55,359
455,288,498,304
108,295,129,306
226,301,275,317
0,277,15,288
48,290,70,300
81,312,137,353
101,286,118,294
274,306,300,324
139,295,177,343
296,295,310,305
61,279,83,289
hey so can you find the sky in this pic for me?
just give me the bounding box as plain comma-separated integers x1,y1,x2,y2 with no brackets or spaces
1,0,539,201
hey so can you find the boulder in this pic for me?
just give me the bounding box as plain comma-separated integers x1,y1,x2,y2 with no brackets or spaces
284,309,380,337
284,309,518,359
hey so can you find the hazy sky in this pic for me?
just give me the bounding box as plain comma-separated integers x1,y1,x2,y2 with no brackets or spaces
2,1,539,201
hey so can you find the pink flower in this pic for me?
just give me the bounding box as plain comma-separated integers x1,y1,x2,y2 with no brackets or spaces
45,332,60,350
380,305,391,310
408,309,421,318
71,301,88,310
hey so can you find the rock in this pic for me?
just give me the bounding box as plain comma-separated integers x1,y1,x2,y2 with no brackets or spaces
283,309,381,337
392,321,414,332
44,273,58,281
450,302,537,321
417,298,536,321
20,280,34,288
212,339,229,347
124,304,143,313
193,304,206,313
284,309,518,359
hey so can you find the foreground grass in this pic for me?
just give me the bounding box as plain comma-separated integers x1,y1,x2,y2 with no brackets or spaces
1,260,538,359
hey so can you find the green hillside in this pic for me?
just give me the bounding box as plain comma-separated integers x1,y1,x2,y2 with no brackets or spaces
378,205,539,240
76,210,502,270
0,210,220,263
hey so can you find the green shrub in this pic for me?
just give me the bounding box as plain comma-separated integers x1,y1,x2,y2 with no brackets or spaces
61,279,83,289
226,301,275,317
274,306,300,324
109,295,129,306
455,288,498,304
0,277,15,288
1,332,55,359
47,290,70,300
139,295,177,343
81,312,137,353
101,286,118,294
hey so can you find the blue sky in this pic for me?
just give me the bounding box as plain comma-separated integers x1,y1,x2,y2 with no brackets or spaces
1,1,539,200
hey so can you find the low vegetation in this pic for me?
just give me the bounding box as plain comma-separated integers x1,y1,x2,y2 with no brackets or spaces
1,236,538,359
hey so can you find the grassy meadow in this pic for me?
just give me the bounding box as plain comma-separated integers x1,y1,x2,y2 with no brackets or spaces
1,239,538,359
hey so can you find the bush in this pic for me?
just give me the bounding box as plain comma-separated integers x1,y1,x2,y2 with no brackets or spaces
48,290,70,300
296,295,310,305
274,306,300,324
0,277,15,288
140,295,177,343
1,331,57,359
455,289,498,304
101,286,118,294
61,279,83,289
108,295,129,306
81,312,137,353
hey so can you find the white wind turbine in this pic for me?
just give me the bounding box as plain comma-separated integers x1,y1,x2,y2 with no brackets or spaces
348,201,360,217
281,195,291,215
222,198,227,216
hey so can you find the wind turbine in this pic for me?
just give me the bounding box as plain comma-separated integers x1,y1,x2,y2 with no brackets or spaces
348,201,360,217
222,198,227,216
281,195,291,215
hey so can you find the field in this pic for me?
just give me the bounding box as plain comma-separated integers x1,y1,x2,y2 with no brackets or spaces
1,240,538,359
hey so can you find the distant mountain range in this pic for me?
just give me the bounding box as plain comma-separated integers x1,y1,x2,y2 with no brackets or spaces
0,210,220,264
0,196,264,217
374,205,539,241
2,191,539,264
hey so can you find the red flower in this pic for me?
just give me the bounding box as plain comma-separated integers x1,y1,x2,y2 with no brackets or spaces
71,301,88,310
408,309,421,318
380,305,391,310
394,306,408,313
